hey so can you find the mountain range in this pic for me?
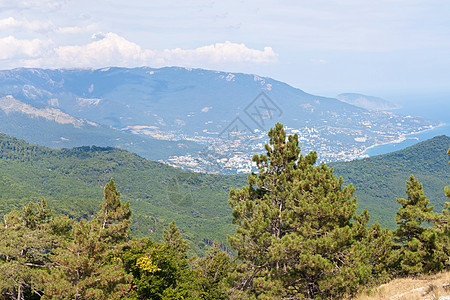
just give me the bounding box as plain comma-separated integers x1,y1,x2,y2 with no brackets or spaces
0,67,441,173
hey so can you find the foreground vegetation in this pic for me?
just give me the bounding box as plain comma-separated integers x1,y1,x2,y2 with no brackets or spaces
0,132,448,256
0,123,449,299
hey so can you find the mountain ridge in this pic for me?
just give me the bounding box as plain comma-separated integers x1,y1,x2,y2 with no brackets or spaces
336,92,402,111
0,67,440,173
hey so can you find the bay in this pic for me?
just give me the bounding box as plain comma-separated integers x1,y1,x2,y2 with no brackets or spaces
364,124,450,157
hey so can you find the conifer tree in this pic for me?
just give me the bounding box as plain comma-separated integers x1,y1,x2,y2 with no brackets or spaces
227,122,379,299
41,179,132,299
394,175,441,274
97,178,132,243
443,142,449,193
0,200,53,299
193,241,232,300
163,221,189,257
435,148,450,270
436,202,450,270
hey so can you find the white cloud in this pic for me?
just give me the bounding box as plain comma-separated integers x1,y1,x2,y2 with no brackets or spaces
0,36,49,59
0,32,277,69
0,0,68,10
158,41,278,64
55,24,97,34
0,17,54,32
34,32,278,68
54,33,147,66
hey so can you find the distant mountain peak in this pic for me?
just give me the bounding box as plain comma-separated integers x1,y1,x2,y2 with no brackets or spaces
336,93,402,111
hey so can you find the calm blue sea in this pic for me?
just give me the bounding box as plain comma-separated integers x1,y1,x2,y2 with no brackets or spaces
364,124,450,157
363,93,450,157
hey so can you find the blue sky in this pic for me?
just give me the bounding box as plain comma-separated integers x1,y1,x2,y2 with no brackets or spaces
1,0,449,102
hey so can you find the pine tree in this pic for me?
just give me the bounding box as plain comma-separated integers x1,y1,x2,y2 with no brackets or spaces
446,149,450,199
394,175,441,274
40,179,132,299
163,221,189,257
0,200,53,299
436,202,450,270
97,178,132,244
435,148,450,270
227,122,379,299
193,241,232,300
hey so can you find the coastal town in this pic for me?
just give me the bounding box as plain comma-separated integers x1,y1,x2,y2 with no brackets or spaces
164,111,442,174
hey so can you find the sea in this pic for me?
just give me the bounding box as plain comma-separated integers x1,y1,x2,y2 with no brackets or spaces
363,94,450,157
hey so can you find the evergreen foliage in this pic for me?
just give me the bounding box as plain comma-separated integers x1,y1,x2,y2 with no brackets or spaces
227,123,387,299
394,175,442,274
97,178,132,244
434,148,450,270
0,200,53,299
445,148,450,199
0,128,449,298
39,179,132,299
192,241,232,300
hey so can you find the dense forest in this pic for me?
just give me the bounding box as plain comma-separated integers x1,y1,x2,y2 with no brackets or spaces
0,124,449,299
332,135,450,228
0,132,246,255
0,131,448,256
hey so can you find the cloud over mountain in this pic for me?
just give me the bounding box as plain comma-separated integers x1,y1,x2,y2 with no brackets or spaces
0,32,277,69
0,17,54,32
0,36,49,60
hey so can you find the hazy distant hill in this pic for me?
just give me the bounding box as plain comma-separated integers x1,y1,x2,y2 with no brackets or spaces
332,135,450,228
0,67,439,173
336,93,402,111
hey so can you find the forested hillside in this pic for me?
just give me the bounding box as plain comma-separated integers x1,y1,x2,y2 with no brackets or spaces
0,133,449,254
332,135,450,228
0,132,246,255
0,128,449,299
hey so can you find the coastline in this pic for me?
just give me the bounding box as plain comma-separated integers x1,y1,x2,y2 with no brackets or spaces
362,122,448,157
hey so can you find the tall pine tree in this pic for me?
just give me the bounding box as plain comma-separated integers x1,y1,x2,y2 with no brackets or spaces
394,175,441,274
435,148,450,270
0,200,53,299
97,178,132,244
227,123,381,299
40,179,132,299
